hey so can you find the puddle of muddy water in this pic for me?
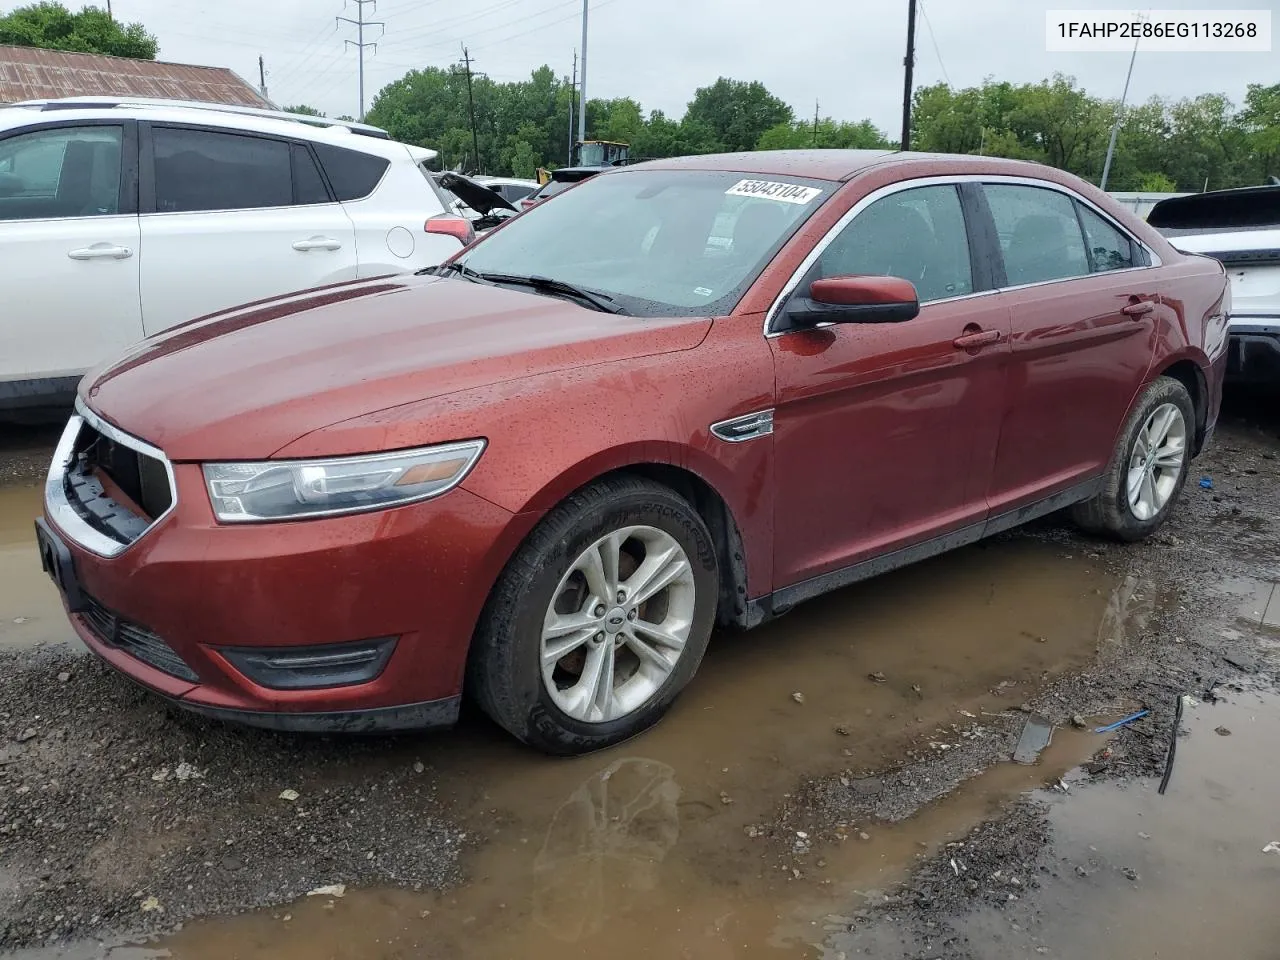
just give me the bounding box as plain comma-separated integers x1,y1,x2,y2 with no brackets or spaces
881,686,1280,960
0,483,67,651
71,537,1135,960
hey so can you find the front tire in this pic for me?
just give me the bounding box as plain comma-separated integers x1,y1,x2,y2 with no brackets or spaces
1072,376,1195,541
469,475,719,755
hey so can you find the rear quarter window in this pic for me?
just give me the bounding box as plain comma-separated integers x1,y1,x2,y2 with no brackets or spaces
312,143,391,201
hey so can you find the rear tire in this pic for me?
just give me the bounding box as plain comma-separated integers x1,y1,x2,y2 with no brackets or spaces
469,475,719,755
1072,376,1195,541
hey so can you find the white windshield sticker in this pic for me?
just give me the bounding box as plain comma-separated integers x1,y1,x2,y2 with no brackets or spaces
725,179,822,205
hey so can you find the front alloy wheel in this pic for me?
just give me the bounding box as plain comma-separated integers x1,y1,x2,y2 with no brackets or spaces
541,526,696,724
470,475,719,754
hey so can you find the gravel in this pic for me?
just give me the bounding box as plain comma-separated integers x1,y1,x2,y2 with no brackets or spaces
0,649,462,949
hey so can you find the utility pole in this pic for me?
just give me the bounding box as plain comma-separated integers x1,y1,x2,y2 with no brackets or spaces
568,49,578,165
337,0,383,122
106,0,112,18
258,54,268,101
1099,32,1140,191
812,99,820,147
461,45,480,174
577,0,588,145
900,0,917,151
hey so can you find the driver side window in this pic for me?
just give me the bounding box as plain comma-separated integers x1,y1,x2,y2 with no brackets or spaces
815,184,973,303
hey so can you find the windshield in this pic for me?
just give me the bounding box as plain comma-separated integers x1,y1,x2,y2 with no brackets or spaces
460,169,834,317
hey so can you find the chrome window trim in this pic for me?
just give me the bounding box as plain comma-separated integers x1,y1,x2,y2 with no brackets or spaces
763,173,1163,338
44,398,179,558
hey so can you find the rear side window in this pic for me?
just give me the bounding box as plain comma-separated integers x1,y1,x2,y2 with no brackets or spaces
312,143,390,201
985,184,1090,286
815,184,974,303
1075,203,1137,272
291,143,330,205
153,127,291,212
0,125,123,221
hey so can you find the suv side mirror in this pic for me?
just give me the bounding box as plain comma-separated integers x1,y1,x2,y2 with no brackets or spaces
785,275,920,327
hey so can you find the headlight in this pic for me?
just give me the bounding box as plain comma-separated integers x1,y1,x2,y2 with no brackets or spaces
202,440,486,522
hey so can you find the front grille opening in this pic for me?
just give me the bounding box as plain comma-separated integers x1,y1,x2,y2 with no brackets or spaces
61,417,175,548
73,426,173,519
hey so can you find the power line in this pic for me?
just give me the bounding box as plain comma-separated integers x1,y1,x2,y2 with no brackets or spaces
917,0,952,88
337,0,385,122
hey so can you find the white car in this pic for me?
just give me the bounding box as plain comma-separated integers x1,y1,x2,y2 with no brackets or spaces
0,97,471,415
1149,185,1280,386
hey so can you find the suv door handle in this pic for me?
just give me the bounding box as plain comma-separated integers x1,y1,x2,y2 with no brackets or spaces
68,244,133,260
952,328,1003,349
292,237,343,252
1122,300,1155,317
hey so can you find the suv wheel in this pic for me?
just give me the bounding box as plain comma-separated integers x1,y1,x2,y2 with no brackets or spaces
470,475,719,754
1072,376,1195,541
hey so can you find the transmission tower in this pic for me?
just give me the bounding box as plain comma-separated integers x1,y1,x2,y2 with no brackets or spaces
337,0,384,122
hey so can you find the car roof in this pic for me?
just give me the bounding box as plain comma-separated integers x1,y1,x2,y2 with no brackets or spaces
0,97,438,161
633,149,1051,182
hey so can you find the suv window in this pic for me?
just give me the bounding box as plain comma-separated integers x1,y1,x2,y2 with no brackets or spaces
0,125,123,221
1076,202,1137,272
815,184,973,303
291,143,331,205
153,127,292,212
985,184,1090,286
312,143,390,201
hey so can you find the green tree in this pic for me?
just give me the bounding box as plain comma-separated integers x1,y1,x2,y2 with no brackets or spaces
1137,172,1177,192
1241,83,1280,181
0,2,156,58
284,104,325,117
756,117,891,150
683,78,793,153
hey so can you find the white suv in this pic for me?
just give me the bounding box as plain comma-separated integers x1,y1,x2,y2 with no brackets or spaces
0,97,471,416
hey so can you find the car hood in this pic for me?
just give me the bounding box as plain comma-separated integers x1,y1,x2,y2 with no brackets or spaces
438,172,517,215
83,275,712,460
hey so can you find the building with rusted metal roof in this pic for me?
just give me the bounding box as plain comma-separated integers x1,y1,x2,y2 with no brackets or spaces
0,45,269,107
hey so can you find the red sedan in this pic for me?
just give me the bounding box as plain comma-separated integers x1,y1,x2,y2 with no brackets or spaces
37,150,1229,754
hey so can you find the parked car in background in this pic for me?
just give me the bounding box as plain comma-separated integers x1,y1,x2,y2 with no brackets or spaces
39,151,1228,754
0,97,470,416
1149,185,1280,386
520,165,607,210
476,176,538,206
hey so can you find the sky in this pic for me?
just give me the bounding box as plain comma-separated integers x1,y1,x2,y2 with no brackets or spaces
102,0,1276,131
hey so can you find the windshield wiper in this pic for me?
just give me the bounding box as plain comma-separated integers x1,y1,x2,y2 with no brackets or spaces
475,273,627,314
417,260,492,283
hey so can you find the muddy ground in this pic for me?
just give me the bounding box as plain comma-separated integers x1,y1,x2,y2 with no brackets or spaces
0,394,1278,959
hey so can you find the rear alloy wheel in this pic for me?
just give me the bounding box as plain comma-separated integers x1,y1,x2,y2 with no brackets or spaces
470,475,718,754
1072,376,1195,541
1124,402,1187,521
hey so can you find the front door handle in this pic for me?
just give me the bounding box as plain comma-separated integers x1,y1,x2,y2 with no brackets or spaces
292,237,343,252
953,328,1003,350
1122,300,1155,317
68,243,133,260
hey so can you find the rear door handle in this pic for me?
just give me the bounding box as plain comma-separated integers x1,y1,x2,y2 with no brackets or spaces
953,329,1003,349
292,237,343,252
1122,300,1155,317
68,244,133,260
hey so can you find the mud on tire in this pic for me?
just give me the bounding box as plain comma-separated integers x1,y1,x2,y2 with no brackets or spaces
1072,375,1196,542
468,474,719,755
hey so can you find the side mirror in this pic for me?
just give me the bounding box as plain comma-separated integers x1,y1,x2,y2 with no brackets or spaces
784,275,920,328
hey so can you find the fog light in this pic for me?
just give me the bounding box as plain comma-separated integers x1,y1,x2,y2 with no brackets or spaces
220,637,397,690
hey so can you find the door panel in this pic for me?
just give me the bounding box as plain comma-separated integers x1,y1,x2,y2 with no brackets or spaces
770,296,1010,586
138,125,357,334
768,182,1009,589
980,183,1160,512
0,122,142,383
